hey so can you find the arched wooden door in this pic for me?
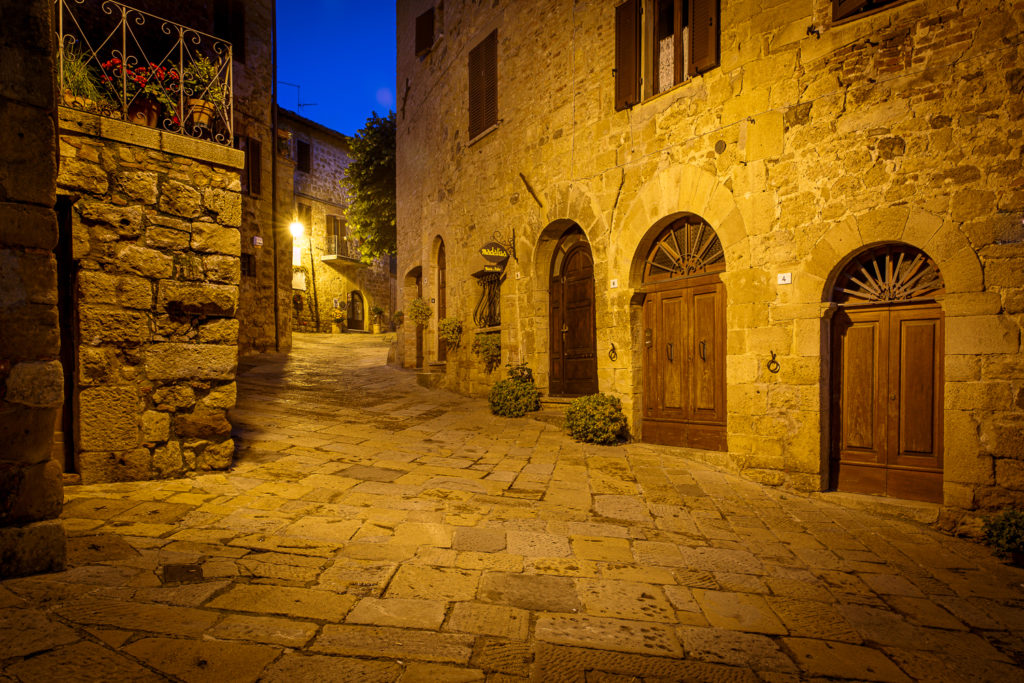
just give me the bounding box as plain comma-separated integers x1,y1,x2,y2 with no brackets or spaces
641,216,727,451
348,291,364,330
549,228,598,396
830,244,944,503
437,241,447,362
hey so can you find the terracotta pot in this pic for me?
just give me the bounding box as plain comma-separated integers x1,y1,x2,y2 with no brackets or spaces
372,323,381,334
127,99,159,128
331,322,345,334
188,98,216,128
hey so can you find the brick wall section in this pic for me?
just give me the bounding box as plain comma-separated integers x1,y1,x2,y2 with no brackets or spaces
58,108,245,484
396,0,1024,514
281,111,397,332
0,0,66,578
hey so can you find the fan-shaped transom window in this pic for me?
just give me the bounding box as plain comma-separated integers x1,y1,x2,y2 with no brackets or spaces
832,244,944,305
642,215,725,284
550,226,587,277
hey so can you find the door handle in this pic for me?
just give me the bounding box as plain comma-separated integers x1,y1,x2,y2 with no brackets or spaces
699,340,706,362
667,342,673,361
561,324,568,334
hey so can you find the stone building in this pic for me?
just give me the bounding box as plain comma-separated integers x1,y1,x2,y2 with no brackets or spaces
279,108,397,334
396,0,1024,517
1,0,66,578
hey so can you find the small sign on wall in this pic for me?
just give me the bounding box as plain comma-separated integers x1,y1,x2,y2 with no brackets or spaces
253,235,264,247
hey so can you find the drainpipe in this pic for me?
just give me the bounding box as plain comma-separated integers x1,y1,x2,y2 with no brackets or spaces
270,0,280,351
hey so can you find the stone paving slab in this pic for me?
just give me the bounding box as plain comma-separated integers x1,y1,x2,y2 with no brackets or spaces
2,334,1023,681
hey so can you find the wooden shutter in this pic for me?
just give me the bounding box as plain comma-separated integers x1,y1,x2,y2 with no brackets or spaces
248,136,261,196
234,135,249,194
834,0,869,21
415,7,435,56
688,0,719,76
614,0,640,111
468,30,497,139
297,140,311,173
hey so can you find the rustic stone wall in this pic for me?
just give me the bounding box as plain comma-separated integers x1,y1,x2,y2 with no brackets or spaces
396,0,1024,514
281,111,397,333
58,108,245,484
0,0,66,578
234,0,294,356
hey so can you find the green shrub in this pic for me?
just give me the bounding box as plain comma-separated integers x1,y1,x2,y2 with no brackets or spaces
393,310,404,326
488,377,541,417
438,317,463,348
407,297,433,326
506,362,534,384
472,332,501,372
565,393,628,444
983,509,1024,559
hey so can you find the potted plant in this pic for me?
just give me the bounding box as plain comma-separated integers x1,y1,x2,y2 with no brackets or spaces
408,298,433,327
393,310,404,329
983,509,1024,566
182,55,226,129
100,58,180,128
438,317,463,349
61,45,104,110
370,305,384,334
472,332,501,372
331,307,346,334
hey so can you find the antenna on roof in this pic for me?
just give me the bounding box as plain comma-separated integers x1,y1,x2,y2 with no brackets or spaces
277,81,318,110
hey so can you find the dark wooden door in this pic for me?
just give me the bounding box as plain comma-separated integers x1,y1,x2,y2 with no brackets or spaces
437,243,447,362
550,243,598,396
831,303,943,502
642,274,726,451
415,277,424,369
348,291,364,330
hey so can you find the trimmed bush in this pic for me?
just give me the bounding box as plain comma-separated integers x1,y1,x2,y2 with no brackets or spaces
983,509,1024,559
488,376,541,417
565,393,628,444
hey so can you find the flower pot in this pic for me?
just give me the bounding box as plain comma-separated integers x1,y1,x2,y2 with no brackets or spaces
331,322,345,334
1012,551,1024,568
188,98,216,128
127,99,160,128
372,323,381,334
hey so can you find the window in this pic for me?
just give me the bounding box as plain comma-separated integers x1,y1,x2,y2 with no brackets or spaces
240,253,256,277
614,0,719,110
415,7,435,56
468,30,498,139
214,0,246,64
326,215,350,257
296,139,311,173
833,0,903,22
235,135,262,196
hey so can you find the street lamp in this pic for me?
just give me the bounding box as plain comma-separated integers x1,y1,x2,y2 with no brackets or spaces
289,219,320,332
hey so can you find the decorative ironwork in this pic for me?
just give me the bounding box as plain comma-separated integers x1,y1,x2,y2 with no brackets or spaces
832,244,944,304
473,272,503,328
490,227,517,262
642,216,725,284
56,0,233,145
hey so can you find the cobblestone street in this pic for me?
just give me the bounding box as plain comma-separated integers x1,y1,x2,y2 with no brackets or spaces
2,333,1023,681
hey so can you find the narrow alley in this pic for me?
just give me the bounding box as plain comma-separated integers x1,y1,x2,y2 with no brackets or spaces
1,334,1022,682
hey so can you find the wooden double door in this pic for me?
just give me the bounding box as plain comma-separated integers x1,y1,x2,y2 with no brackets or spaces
549,242,598,396
642,274,726,451
831,303,944,503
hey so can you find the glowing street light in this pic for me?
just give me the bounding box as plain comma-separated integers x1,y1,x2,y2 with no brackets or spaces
289,221,305,239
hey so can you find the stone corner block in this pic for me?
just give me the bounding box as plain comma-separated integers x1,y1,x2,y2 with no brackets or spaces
0,519,66,579
5,360,63,408
144,343,238,381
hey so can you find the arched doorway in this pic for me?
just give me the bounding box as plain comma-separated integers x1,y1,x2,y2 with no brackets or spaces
549,226,598,396
640,215,726,451
830,244,945,503
437,240,447,362
348,291,365,331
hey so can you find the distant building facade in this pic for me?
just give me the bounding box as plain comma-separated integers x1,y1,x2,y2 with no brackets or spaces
396,0,1024,517
279,109,397,335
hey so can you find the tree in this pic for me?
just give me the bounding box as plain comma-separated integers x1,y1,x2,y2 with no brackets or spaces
341,111,396,264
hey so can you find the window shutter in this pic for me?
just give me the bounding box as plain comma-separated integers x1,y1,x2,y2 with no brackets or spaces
468,30,497,139
234,136,249,194
833,0,870,20
614,0,640,111
415,7,435,56
688,0,719,76
248,136,262,196
297,140,311,173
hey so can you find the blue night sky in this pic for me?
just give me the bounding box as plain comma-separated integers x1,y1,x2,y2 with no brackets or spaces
276,1,396,136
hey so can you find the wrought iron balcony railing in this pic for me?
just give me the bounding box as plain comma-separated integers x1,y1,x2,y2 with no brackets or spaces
56,0,233,145
325,234,362,261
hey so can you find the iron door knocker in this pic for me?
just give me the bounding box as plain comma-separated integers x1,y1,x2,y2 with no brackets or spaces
767,350,781,374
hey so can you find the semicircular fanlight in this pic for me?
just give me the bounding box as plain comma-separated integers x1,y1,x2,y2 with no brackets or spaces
642,216,725,284
832,244,944,304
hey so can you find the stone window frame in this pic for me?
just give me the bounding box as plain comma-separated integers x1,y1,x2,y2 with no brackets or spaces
296,139,312,174
833,0,911,24
468,29,498,142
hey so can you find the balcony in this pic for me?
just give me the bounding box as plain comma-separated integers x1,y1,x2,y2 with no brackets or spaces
323,234,364,264
56,0,233,145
